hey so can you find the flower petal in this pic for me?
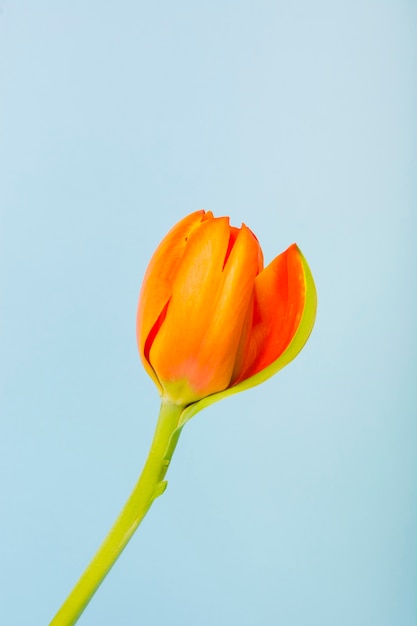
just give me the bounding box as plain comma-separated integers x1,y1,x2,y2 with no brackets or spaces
150,221,261,403
177,244,317,425
194,224,261,393
234,243,306,382
137,210,211,387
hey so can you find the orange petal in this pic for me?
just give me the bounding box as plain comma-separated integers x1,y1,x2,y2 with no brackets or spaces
177,246,316,426
136,210,212,384
150,221,260,402
195,224,261,394
234,243,306,383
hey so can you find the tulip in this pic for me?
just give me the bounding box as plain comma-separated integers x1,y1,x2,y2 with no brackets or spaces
50,210,316,626
137,209,316,424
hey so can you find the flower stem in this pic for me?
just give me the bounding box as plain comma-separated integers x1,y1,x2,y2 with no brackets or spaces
49,400,184,626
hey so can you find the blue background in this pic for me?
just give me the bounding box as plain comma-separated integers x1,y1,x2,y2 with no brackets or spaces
1,2,416,625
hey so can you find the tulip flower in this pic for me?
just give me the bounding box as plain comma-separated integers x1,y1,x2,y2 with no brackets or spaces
137,209,316,424
50,210,316,626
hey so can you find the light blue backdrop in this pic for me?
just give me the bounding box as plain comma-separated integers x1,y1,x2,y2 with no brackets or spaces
1,2,416,625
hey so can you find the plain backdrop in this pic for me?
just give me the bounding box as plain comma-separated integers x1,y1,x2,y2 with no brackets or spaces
1,1,416,625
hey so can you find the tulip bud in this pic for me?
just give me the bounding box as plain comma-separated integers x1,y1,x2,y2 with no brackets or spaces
137,210,316,418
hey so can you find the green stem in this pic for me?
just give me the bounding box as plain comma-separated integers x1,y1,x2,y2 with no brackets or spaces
49,400,184,626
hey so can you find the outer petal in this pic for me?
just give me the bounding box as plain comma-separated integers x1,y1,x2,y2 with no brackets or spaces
136,210,211,387
234,243,306,382
150,221,260,403
194,224,260,393
177,245,317,426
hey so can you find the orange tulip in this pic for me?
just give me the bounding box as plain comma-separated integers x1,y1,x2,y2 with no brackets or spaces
50,210,317,624
137,210,316,418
